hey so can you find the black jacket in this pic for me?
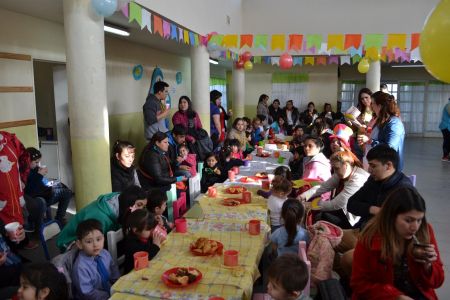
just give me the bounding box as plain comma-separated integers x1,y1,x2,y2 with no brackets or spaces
347,171,413,229
268,105,285,124
138,144,176,192
110,158,138,192
123,235,160,274
283,107,301,126
200,164,224,193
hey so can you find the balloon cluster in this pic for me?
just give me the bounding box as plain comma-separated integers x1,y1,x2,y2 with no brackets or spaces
236,51,253,70
357,58,370,74
91,0,118,17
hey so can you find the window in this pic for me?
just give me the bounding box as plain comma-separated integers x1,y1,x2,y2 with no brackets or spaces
383,83,398,100
339,81,366,112
398,82,425,134
209,77,227,111
426,82,450,133
271,73,309,109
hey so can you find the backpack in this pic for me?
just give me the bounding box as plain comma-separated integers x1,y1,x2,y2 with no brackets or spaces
188,128,213,162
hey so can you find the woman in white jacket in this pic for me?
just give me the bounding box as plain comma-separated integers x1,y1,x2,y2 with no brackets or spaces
299,150,369,229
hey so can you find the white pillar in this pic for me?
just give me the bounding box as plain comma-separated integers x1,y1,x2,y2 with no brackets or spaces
232,66,245,120
190,46,210,134
366,60,381,92
63,0,111,209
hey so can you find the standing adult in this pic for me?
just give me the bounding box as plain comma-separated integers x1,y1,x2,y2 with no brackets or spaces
268,99,284,125
171,96,203,143
439,97,450,161
143,81,170,141
283,100,301,135
257,94,270,128
210,90,225,149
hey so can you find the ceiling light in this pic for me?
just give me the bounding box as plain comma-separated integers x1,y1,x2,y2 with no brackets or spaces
104,24,130,36
391,64,424,68
209,58,219,65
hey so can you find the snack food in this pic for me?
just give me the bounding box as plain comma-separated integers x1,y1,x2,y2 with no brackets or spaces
190,238,223,256
225,186,247,194
166,268,201,286
255,172,268,179
223,198,241,206
240,176,256,183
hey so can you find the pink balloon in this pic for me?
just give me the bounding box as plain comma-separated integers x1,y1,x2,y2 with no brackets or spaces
280,53,293,69
241,51,252,62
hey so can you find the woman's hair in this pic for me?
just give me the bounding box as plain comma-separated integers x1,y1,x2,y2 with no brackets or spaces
232,117,243,130
150,131,168,146
112,140,135,158
26,147,42,161
21,263,68,300
146,190,168,213
357,87,373,113
273,166,292,181
361,186,429,264
277,115,286,125
272,99,280,105
372,91,401,127
258,94,269,103
178,95,196,119
281,199,305,247
304,135,324,152
210,90,222,103
118,185,148,225
123,208,158,236
323,103,332,112
330,149,363,168
271,176,293,195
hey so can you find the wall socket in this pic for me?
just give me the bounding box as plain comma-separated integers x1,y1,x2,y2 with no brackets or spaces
226,15,231,25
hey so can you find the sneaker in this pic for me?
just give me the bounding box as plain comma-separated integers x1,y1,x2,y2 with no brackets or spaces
442,156,450,162
23,224,35,233
23,240,39,250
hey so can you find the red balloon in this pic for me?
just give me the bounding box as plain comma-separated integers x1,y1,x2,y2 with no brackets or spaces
235,60,245,69
241,51,252,62
280,53,293,69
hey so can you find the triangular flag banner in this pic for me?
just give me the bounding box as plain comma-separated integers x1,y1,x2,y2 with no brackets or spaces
344,34,362,50
162,20,171,39
306,34,322,50
209,34,223,46
189,32,195,45
263,56,271,64
223,35,238,48
380,47,388,62
226,51,231,60
293,57,303,66
141,9,151,31
305,56,315,66
316,56,327,65
170,24,177,40
121,2,129,18
194,34,199,46
254,56,262,64
327,34,344,51
178,28,184,42
410,48,421,62
364,34,384,50
319,42,331,55
387,34,407,50
349,46,363,58
240,34,253,48
411,33,420,51
328,56,339,64
352,55,361,64
129,2,142,25
365,47,380,61
308,46,316,54
394,48,409,62
183,30,190,44
254,35,268,50
289,34,303,51
340,56,351,65
271,57,280,65
271,34,286,51
153,15,163,37
200,35,208,47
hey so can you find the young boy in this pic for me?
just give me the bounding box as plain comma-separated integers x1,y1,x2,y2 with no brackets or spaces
72,219,120,300
146,190,172,233
251,116,265,145
267,253,309,300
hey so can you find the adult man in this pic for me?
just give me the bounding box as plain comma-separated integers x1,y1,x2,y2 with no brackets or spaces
143,81,170,140
166,125,190,178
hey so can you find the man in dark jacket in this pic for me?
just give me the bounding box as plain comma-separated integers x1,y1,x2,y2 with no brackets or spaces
143,81,170,141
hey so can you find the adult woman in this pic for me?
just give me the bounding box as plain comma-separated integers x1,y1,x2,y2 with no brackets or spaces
227,117,250,152
172,96,203,143
268,99,284,125
270,115,288,136
356,88,374,127
283,100,300,135
299,150,369,229
300,101,318,127
358,91,405,170
329,124,354,154
138,132,186,192
110,140,140,192
302,136,331,182
210,90,228,148
351,187,444,300
319,103,336,121
257,94,270,127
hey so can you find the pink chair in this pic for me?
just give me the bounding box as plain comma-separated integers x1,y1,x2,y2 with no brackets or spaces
172,192,187,220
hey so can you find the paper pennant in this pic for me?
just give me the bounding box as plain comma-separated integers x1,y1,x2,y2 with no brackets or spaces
263,56,271,64
226,51,231,60
410,48,421,62
209,34,224,46
411,33,420,51
305,56,315,66
240,34,253,48
293,57,303,66
352,55,361,64
328,56,339,64
140,9,151,31
183,30,190,44
271,34,286,51
153,15,163,37
394,48,410,62
194,34,199,46
319,42,331,55
288,34,303,51
340,56,351,65
200,35,208,47
365,47,380,61
328,34,344,51
121,2,129,18
129,2,142,25
271,57,280,65
162,20,170,39
189,32,195,45
316,56,327,65
170,24,177,40
348,46,363,57
387,34,407,50
255,35,268,50
223,35,238,48
308,46,316,54
178,28,184,42
306,34,322,50
364,34,384,50
344,34,362,49
254,56,262,64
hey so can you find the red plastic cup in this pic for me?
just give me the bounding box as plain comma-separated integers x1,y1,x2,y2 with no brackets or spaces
224,250,239,267
257,147,263,155
261,180,270,190
228,170,235,182
133,251,149,270
208,186,217,197
175,218,187,233
246,219,261,235
242,191,252,203
232,166,240,175
273,151,280,158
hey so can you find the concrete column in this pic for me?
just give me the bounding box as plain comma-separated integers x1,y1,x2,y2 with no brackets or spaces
366,60,381,92
232,66,245,120
190,45,211,134
63,0,111,209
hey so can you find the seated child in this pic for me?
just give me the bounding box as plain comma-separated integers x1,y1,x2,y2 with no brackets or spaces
268,176,292,232
289,146,304,180
291,125,305,149
17,262,69,300
257,166,292,199
72,219,120,300
200,153,223,193
146,189,173,233
267,253,310,300
251,116,265,145
219,145,244,181
227,138,245,160
122,209,165,274
177,144,197,177
270,199,309,257
25,147,73,224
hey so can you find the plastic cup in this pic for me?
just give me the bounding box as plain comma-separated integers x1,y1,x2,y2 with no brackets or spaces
228,170,235,182
261,180,270,190
242,191,252,203
175,218,187,233
258,141,264,147
277,156,285,164
245,219,261,235
4,222,20,242
232,166,240,175
257,147,263,156
273,151,280,158
224,250,239,267
208,186,217,197
243,160,250,167
133,251,149,271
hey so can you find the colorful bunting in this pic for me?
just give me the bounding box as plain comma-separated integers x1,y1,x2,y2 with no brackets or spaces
410,48,421,62
293,57,303,66
200,35,208,47
129,1,142,25
240,35,254,48
306,34,322,50
178,28,184,43
271,35,286,51
316,56,327,65
255,35,268,50
344,34,362,50
340,56,351,65
254,56,262,64
348,46,363,58
183,30,190,44
327,34,344,51
305,56,315,66
271,57,280,66
352,55,362,64
121,2,129,18
289,34,303,52
223,35,238,48
365,47,380,61
319,42,331,55
411,33,420,51
364,34,384,50
387,34,407,50
263,56,271,64
162,20,171,39
170,24,177,40
194,34,199,46
141,9,151,31
209,34,223,46
153,15,163,37
189,32,195,45
328,56,339,64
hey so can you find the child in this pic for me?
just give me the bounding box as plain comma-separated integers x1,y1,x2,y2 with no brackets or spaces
122,209,165,274
17,262,68,300
219,145,244,181
251,117,265,146
257,166,292,199
270,199,309,256
268,176,292,232
178,144,197,177
291,125,305,149
227,138,244,160
72,219,120,300
146,189,172,233
200,153,223,193
267,253,310,300
289,146,304,180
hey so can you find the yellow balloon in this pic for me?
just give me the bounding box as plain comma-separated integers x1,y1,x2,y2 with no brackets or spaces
421,0,450,83
244,61,253,71
358,58,370,73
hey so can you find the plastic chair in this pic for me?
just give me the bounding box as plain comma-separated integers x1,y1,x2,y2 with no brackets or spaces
166,184,177,222
107,228,125,267
197,162,204,181
39,220,62,260
298,240,311,297
407,174,417,187
188,173,202,207
172,192,187,221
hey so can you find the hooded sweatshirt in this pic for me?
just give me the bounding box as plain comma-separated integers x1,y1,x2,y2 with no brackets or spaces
302,152,331,182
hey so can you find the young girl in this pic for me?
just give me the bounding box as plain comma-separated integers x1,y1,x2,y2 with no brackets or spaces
200,153,223,193
270,116,288,135
17,262,68,300
268,176,292,232
219,146,244,181
227,139,244,160
257,166,293,199
270,199,309,256
177,144,197,177
289,146,304,180
302,136,331,182
123,209,165,274
146,189,172,233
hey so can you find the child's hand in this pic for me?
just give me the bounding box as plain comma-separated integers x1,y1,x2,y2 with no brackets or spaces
179,165,190,171
155,215,164,227
177,156,184,163
214,168,221,175
152,230,166,247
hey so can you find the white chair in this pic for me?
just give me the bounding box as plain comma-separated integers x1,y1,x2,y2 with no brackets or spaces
39,220,62,260
107,228,125,267
188,173,202,207
166,183,177,222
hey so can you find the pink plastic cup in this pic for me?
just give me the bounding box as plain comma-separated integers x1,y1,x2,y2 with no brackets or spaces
175,218,187,233
224,250,239,267
133,251,149,270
